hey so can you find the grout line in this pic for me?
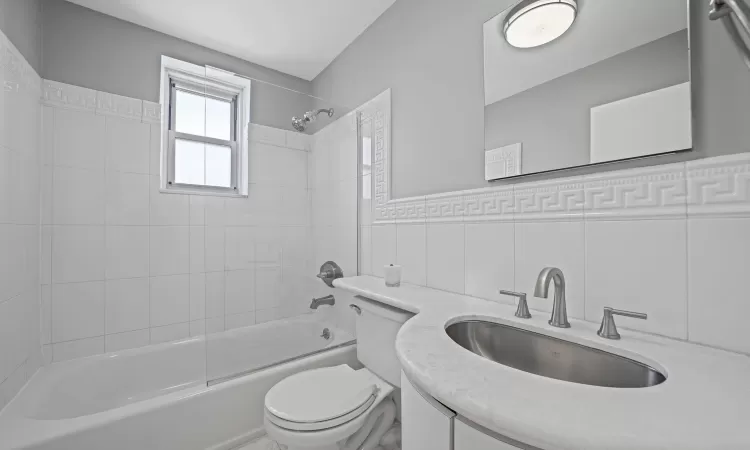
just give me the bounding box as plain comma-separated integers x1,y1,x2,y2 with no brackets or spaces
684,214,690,341
147,124,153,343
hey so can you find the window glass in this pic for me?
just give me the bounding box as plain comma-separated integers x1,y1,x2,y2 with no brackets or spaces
174,139,205,185
205,144,232,188
175,90,206,136
205,97,232,141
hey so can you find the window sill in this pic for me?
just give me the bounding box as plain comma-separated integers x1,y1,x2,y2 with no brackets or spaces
159,187,248,198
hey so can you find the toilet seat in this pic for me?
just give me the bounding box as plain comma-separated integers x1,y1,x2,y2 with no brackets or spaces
264,365,382,432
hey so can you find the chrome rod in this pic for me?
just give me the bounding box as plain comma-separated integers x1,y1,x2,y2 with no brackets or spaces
710,0,750,70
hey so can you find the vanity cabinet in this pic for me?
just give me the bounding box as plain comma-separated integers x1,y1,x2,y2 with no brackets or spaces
454,417,525,450
401,371,532,450
400,372,455,450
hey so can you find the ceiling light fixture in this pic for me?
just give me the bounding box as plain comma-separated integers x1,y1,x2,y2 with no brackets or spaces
503,0,578,49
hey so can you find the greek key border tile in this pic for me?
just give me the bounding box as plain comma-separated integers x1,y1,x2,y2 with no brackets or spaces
584,163,688,220
687,153,750,218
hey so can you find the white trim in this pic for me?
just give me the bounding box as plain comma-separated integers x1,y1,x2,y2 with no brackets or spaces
363,89,749,223
159,55,251,197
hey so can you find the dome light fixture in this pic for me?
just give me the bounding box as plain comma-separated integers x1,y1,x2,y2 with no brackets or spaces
503,0,578,49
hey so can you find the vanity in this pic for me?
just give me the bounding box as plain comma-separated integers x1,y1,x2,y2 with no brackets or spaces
335,276,750,450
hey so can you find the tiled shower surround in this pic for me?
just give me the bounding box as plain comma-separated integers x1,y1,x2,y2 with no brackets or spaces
360,91,750,355
0,32,43,410
38,79,359,363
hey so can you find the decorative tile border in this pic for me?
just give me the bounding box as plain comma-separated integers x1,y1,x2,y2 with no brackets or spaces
464,186,515,222
687,153,750,218
42,80,96,112
364,88,749,223
248,123,310,151
142,101,162,124
41,80,161,124
514,176,585,222
584,163,688,220
0,32,41,94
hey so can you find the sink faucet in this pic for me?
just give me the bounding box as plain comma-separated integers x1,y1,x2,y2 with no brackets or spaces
534,267,571,328
310,294,335,309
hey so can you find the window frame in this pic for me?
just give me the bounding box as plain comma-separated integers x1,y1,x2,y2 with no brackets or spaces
159,56,251,197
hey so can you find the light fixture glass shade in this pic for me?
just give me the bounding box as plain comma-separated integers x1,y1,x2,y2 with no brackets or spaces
504,0,577,49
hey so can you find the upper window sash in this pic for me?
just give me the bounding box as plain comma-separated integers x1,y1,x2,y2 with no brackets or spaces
168,80,239,143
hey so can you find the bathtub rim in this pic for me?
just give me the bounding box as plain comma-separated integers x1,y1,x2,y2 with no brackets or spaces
0,315,357,450
208,340,356,387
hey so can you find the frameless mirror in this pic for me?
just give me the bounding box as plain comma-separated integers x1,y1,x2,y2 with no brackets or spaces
483,0,692,180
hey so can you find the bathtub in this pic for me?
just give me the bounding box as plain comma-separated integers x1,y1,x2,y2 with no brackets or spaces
0,314,357,450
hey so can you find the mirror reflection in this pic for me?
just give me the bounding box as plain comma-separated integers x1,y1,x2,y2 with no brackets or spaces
483,0,692,180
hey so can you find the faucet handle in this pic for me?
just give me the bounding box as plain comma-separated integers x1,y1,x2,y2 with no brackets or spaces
597,307,647,340
499,290,532,319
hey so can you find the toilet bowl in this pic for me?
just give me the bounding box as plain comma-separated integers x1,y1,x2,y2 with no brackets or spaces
264,365,396,450
264,296,413,450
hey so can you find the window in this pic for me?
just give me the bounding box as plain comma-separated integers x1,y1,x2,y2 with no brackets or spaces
160,57,250,196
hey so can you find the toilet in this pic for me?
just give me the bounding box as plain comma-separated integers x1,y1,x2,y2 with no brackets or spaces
264,297,413,450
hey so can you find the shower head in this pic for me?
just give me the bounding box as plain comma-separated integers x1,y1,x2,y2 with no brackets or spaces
292,108,335,132
292,116,307,132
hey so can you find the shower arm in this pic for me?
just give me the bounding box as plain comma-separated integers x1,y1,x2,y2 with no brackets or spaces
312,108,335,118
710,0,750,70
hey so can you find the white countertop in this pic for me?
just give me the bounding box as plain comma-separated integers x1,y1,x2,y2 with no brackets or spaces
334,275,750,450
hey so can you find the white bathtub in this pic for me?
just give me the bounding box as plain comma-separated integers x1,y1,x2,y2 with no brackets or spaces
0,315,357,450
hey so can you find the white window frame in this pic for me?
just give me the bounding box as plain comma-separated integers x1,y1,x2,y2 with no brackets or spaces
159,56,251,197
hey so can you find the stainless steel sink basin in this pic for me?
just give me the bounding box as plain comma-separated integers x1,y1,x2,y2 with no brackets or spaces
446,320,666,388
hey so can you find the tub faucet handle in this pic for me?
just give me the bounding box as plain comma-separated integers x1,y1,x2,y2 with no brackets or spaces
317,261,343,287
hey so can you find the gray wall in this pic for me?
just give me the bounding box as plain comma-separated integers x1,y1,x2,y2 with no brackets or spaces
40,0,317,132
485,31,689,175
0,0,42,73
40,0,311,100
313,0,750,198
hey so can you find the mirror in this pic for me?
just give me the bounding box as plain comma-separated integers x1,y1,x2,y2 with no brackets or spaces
483,0,692,180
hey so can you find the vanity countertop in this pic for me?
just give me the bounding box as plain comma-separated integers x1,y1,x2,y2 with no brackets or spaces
334,275,750,450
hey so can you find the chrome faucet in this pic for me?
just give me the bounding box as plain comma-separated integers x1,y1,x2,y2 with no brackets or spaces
310,295,335,309
534,267,571,328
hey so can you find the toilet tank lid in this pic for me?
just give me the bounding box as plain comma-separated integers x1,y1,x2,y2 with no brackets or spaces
265,365,378,423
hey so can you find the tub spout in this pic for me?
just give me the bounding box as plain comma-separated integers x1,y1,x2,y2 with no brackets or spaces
310,295,335,309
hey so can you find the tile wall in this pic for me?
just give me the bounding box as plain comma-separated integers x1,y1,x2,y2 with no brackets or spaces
360,90,750,355
40,80,317,362
0,31,43,410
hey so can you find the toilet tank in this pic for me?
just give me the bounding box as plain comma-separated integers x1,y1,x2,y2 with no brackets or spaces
354,296,414,387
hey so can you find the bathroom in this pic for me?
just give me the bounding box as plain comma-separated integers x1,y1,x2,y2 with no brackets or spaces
0,0,749,448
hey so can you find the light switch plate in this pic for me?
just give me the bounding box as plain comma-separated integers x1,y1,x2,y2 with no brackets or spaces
485,143,522,180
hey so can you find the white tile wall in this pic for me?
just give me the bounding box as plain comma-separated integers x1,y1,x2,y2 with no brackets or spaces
426,223,465,294
105,226,149,279
0,30,43,411
396,224,427,286
51,281,105,342
358,92,750,354
40,83,319,363
105,171,150,225
105,278,150,334
585,220,688,338
370,223,397,279
464,222,514,303
687,217,750,353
